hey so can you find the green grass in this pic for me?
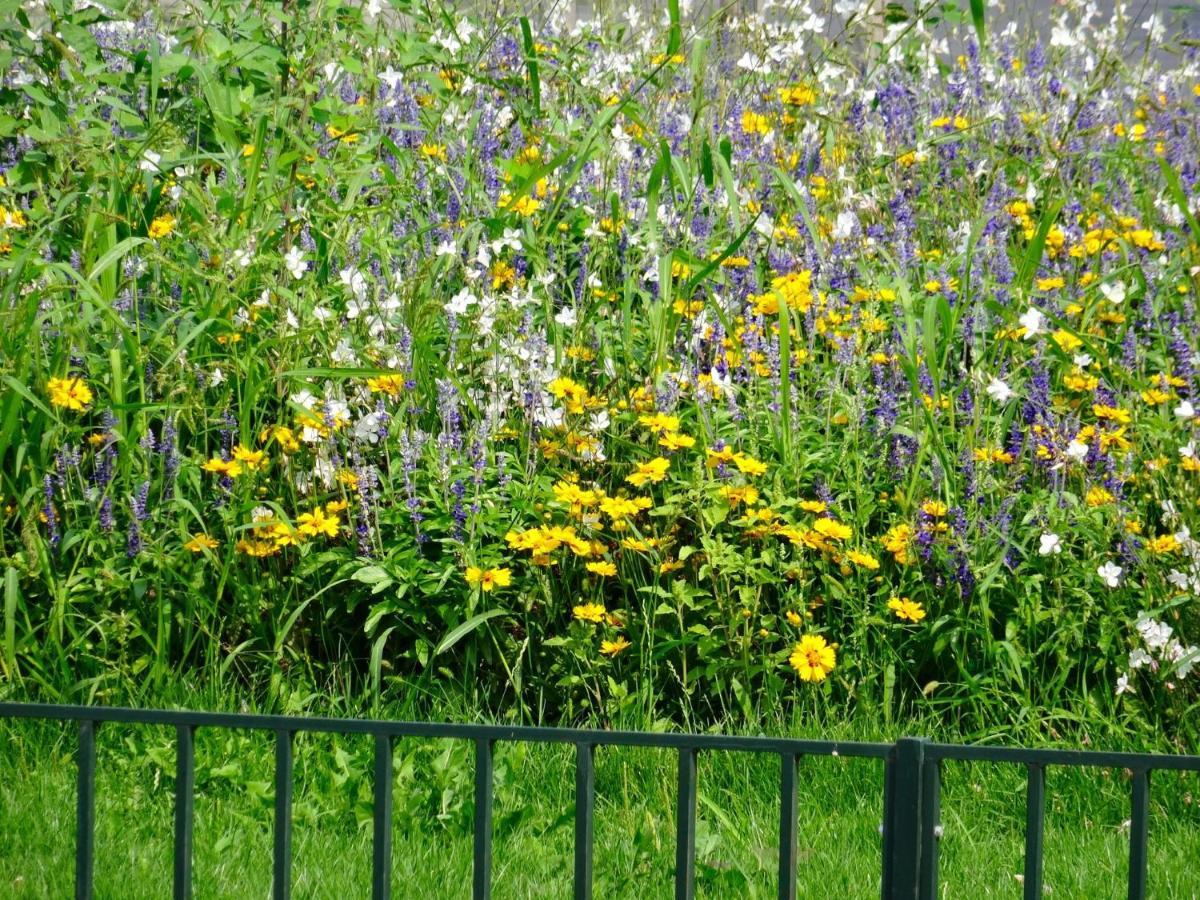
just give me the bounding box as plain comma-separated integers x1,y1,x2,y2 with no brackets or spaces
2,702,1198,898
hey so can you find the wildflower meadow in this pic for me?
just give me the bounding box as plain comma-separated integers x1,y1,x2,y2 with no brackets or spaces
3,0,1200,894
2,0,1200,739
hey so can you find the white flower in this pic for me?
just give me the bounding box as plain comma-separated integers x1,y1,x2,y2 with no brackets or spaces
1018,307,1045,339
284,246,307,280
1181,441,1196,460
210,367,225,387
1099,281,1126,304
1136,617,1173,651
1174,400,1195,420
1050,22,1077,48
1039,533,1062,556
379,66,403,90
831,210,858,241
1097,561,1123,588
1177,646,1199,679
445,288,475,316
1128,648,1153,670
1167,569,1192,591
1115,673,1131,695
290,389,318,410
330,339,357,365
354,412,382,443
985,377,1015,404
1066,440,1089,462
339,267,368,301
554,306,578,328
1072,353,1093,368
312,306,335,323
139,150,163,173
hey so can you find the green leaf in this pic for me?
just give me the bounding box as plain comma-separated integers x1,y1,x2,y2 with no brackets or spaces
666,0,682,56
3,567,18,681
518,18,540,119
969,0,986,48
434,609,509,656
87,236,149,283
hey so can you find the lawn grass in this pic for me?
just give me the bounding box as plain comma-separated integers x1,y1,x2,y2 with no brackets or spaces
2,705,1198,898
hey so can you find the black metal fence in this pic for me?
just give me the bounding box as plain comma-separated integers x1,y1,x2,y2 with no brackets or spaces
1,702,1197,900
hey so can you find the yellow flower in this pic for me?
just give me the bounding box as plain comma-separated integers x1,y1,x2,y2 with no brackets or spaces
586,561,617,577
573,603,606,623
367,375,406,398
812,518,852,542
626,457,670,486
599,495,652,527
1093,404,1131,424
1052,330,1083,353
788,635,836,682
638,413,680,434
733,453,767,476
184,534,218,553
296,506,340,538
778,84,817,107
600,637,631,656
201,457,242,478
846,550,880,570
231,444,268,472
1085,486,1114,507
47,376,94,411
658,431,696,450
418,143,448,162
236,538,279,557
1144,535,1179,555
881,524,913,565
148,213,176,239
465,566,512,592
740,110,773,137
887,597,926,622
270,523,304,547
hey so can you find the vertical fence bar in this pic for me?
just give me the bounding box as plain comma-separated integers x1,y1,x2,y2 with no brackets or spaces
173,725,196,900
1023,763,1045,900
473,738,494,900
918,756,940,900
880,755,895,900
574,742,595,900
675,747,698,900
1128,769,1150,900
273,730,294,900
76,720,96,900
777,752,799,900
884,737,926,900
373,734,393,900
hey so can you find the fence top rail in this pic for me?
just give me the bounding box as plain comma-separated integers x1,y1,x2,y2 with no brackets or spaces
926,741,1200,772
0,702,892,758
4,703,1197,770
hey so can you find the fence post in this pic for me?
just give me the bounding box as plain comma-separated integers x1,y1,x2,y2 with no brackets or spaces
173,724,196,900
473,738,494,900
273,730,294,900
675,747,698,900
882,737,935,900
76,720,96,900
